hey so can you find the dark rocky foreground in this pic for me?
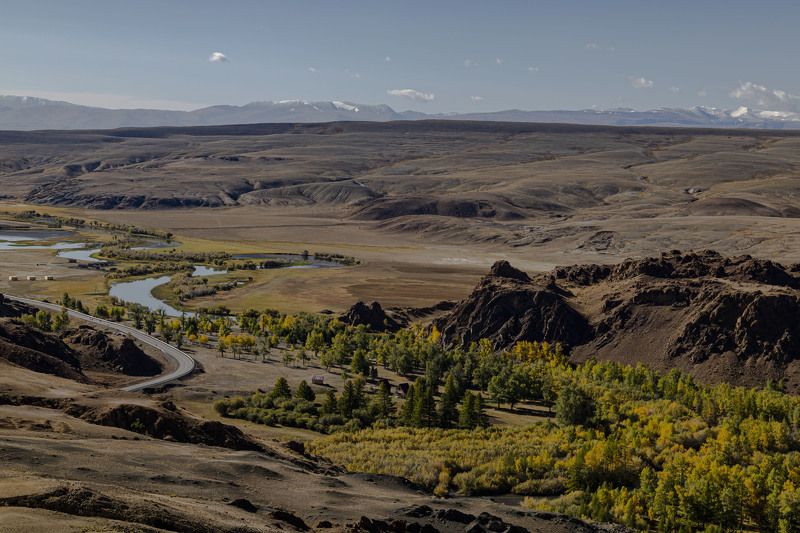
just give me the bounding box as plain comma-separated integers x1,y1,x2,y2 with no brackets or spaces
434,251,800,391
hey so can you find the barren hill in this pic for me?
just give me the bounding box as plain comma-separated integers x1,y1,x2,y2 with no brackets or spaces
435,251,800,392
4,121,800,262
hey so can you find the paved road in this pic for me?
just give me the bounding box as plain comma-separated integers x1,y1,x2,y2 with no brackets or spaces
5,295,195,392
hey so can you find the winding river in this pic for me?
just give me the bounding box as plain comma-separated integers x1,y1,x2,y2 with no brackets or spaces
0,230,343,317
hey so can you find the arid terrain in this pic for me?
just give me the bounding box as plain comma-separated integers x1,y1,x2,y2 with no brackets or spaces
5,121,800,313
3,121,800,531
0,293,619,532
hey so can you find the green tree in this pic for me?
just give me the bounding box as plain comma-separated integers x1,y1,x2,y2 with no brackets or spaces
321,390,338,415
338,379,364,417
400,384,417,426
295,380,316,402
351,349,371,376
53,306,70,332
305,330,325,357
372,381,395,419
144,313,156,335
34,310,53,331
271,377,292,399
438,373,460,428
412,378,437,428
555,386,596,426
459,392,479,429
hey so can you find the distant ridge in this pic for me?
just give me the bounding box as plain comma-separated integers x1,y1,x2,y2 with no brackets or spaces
2,94,800,130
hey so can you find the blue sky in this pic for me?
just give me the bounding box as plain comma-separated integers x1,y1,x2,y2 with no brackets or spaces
1,0,799,113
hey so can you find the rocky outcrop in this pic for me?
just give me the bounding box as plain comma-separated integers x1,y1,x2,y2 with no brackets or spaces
68,402,262,451
341,301,400,332
62,325,162,376
435,261,592,349
670,291,800,364
437,253,800,391
0,318,87,382
0,293,37,317
555,249,800,288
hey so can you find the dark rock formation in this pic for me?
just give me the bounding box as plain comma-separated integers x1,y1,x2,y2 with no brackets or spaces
435,261,592,349
671,291,800,364
0,318,87,382
341,301,400,332
62,325,162,376
67,403,262,451
436,253,800,391
0,293,37,317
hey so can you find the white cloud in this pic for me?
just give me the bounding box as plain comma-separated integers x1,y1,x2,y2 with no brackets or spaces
308,67,317,73
527,66,539,73
387,88,435,102
586,42,615,51
463,58,477,68
629,76,654,89
470,95,484,102
495,57,503,65
209,52,228,63
730,81,800,112
697,89,707,97
670,86,681,93
385,56,391,62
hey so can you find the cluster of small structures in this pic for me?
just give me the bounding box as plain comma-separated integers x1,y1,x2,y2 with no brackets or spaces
8,275,55,281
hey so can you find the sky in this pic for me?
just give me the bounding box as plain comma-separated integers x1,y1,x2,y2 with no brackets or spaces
1,0,800,113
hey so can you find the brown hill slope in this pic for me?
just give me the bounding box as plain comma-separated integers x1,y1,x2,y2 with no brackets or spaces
435,251,800,391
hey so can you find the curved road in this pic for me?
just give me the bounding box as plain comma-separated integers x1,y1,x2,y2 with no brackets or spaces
6,295,195,392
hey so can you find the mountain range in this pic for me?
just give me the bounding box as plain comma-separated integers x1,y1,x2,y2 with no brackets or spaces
2,94,800,130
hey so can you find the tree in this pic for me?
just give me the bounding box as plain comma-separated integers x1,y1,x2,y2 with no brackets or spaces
144,313,156,335
412,378,437,428
438,373,460,428
175,330,184,349
338,379,364,417
296,380,316,402
130,305,144,329
298,349,309,367
216,337,227,358
459,392,479,429
321,390,338,415
555,386,596,426
271,377,292,399
351,349,371,376
34,310,53,331
305,330,325,357
53,306,69,332
372,380,395,419
329,332,352,368
400,384,417,426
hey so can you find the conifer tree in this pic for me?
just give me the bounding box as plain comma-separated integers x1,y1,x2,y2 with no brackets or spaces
271,377,292,399
413,378,437,427
438,373,460,428
295,380,316,402
400,384,417,425
372,380,395,419
459,392,477,429
321,390,338,415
